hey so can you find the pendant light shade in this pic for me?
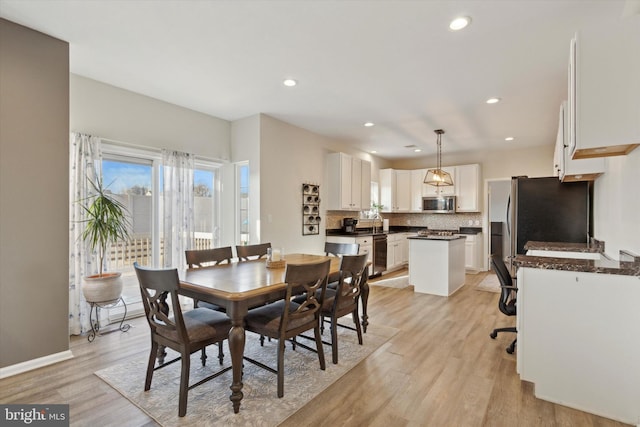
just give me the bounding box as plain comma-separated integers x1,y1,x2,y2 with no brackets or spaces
424,129,454,187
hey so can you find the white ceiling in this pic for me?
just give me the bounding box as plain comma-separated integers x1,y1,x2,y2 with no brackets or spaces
0,0,635,159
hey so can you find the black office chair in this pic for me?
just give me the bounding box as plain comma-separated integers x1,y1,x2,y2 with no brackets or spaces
489,255,518,354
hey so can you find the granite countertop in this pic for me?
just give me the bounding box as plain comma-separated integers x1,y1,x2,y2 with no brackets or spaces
512,253,640,276
524,240,604,253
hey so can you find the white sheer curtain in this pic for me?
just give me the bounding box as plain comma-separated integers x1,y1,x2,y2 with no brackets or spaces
162,149,195,270
69,132,102,335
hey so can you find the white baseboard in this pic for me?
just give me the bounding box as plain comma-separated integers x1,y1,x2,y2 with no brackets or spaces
0,350,74,379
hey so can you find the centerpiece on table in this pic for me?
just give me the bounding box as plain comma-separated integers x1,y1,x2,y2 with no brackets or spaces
79,177,131,303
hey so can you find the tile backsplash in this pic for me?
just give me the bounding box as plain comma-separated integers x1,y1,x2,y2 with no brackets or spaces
326,211,483,231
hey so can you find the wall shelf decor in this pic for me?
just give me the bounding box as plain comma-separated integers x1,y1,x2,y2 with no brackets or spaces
302,183,320,235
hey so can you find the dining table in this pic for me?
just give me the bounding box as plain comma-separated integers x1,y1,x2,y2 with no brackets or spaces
174,253,370,414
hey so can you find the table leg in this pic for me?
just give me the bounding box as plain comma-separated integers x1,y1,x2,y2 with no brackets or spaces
361,275,369,333
227,303,247,413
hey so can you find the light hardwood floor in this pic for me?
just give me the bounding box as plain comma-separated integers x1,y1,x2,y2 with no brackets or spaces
0,271,630,426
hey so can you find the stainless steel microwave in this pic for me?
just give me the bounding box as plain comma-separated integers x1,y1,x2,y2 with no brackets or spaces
422,196,456,213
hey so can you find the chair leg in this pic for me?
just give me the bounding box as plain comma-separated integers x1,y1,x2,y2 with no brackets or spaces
314,324,326,371
178,351,190,417
506,338,517,354
352,309,363,345
200,348,207,367
145,341,158,391
330,317,339,365
277,337,286,398
217,341,224,364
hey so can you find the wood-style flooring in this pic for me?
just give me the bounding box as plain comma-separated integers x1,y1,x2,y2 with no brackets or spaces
0,270,630,426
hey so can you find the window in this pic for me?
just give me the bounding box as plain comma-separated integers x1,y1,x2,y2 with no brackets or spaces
99,143,221,314
237,162,250,244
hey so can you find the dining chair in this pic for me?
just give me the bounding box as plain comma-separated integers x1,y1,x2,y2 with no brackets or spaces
185,246,233,268
489,255,518,354
236,242,271,261
242,259,331,398
134,262,232,417
321,253,368,364
324,242,360,257
294,253,368,364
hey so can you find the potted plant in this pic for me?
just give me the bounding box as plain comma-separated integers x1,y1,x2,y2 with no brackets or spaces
80,177,131,303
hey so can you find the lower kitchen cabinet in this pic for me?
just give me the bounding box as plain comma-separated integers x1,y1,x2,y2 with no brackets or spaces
386,233,409,272
458,233,482,272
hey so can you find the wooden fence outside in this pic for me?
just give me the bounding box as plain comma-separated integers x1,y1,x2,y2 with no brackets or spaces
108,234,214,268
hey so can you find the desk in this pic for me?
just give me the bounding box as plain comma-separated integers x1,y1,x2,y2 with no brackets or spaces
177,254,369,413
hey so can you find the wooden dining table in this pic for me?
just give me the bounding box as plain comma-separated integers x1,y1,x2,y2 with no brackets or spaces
175,253,370,414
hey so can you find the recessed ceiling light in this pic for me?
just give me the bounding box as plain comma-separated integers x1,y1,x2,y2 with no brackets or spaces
505,137,515,141
449,16,471,31
364,122,375,127
486,97,501,104
414,148,422,153
371,150,377,154
283,79,297,87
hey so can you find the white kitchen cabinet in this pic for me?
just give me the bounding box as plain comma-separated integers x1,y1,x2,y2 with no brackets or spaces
422,166,456,197
454,164,480,212
516,267,640,425
457,233,482,272
410,169,426,212
568,18,640,159
326,153,371,210
555,101,604,182
386,233,409,272
379,169,411,212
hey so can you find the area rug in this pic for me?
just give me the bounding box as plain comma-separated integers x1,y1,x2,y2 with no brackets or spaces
95,322,398,426
369,274,411,289
475,273,501,293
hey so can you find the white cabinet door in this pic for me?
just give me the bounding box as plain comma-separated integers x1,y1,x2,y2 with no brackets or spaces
395,170,411,212
422,166,456,196
569,20,640,159
360,159,371,210
379,169,394,213
410,169,426,211
326,153,370,210
455,164,480,212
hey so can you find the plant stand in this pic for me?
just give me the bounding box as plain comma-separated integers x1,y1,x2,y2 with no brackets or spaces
87,297,131,342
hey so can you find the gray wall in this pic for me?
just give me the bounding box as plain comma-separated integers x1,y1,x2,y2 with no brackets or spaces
0,19,70,368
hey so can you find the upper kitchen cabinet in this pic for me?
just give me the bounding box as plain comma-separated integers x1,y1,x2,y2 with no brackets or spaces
454,164,481,212
568,18,640,159
410,169,427,211
380,169,411,212
422,166,456,197
554,101,604,182
326,152,371,211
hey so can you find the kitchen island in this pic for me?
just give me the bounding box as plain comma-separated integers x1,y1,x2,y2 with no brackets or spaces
408,235,466,296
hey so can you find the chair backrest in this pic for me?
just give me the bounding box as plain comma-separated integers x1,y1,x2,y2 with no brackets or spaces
185,247,233,268
333,253,368,312
280,259,331,335
134,262,187,343
236,243,271,261
490,255,517,317
324,242,360,257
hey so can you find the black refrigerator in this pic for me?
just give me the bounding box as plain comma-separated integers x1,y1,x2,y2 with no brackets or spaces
507,176,591,272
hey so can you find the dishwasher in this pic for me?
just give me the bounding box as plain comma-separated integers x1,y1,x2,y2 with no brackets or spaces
372,234,387,277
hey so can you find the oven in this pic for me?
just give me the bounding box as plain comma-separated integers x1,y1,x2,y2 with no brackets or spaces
372,234,387,277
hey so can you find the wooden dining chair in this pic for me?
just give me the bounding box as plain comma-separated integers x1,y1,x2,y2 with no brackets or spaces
134,262,232,417
236,242,271,261
242,259,331,398
320,253,368,364
324,242,359,257
185,246,233,268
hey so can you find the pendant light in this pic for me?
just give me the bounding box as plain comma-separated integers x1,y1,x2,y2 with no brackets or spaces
424,129,454,188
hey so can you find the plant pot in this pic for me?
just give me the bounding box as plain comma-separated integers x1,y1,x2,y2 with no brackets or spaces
82,272,123,304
